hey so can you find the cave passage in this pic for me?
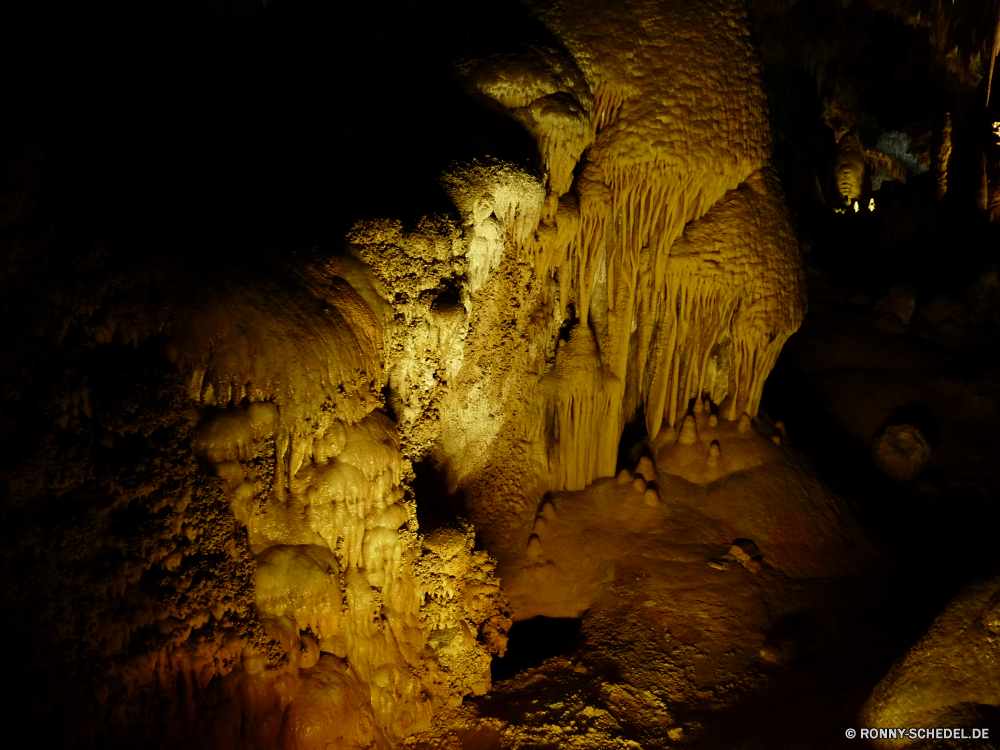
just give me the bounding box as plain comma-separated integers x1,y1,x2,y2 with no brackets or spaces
490,616,585,682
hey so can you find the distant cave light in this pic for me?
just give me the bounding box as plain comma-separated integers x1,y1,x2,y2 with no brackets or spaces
869,198,875,212
870,131,929,192
853,200,859,213
874,131,928,177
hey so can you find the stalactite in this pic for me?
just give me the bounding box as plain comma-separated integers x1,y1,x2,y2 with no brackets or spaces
1,1,817,745
641,170,806,437
987,0,1000,106
832,131,865,207
405,0,808,502
865,149,910,184
934,112,953,200
538,325,622,490
323,4,807,614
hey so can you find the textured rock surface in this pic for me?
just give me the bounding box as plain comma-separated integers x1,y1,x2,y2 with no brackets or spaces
349,0,807,554
4,0,806,737
499,414,873,622
1,0,808,740
862,575,1000,748
0,214,509,748
872,424,932,482
20,0,1000,746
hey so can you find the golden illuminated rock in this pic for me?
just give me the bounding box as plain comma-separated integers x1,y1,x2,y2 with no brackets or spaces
349,0,806,548
0,0,818,747
832,130,865,207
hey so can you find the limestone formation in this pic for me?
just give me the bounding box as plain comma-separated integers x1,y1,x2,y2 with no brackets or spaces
498,425,873,619
872,424,932,482
862,575,1000,749
832,130,866,207
651,404,786,485
14,0,956,748
346,0,807,548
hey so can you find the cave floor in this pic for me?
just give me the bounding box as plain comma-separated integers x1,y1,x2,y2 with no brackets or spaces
405,565,904,750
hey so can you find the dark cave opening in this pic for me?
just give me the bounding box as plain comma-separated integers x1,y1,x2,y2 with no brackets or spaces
759,201,1000,648
490,616,585,683
411,454,468,530
617,407,650,472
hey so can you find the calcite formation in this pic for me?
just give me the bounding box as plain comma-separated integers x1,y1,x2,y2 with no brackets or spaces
501,403,872,622
831,131,866,207
352,0,806,545
0,0,810,747
872,424,932,482
651,398,786,485
171,278,512,747
0,246,510,748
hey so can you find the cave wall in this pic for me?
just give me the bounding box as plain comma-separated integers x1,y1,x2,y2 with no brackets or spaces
0,0,812,746
353,0,807,544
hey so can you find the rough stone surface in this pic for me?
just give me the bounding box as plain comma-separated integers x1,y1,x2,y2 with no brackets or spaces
862,576,1000,749
873,424,932,482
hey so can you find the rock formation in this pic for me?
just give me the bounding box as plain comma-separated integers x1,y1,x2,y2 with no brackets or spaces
3,0,999,747
862,574,1000,749
350,0,806,553
0,0,810,743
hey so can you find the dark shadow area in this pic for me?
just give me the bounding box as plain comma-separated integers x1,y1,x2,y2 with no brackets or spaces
430,279,463,314
755,1,1000,645
681,627,911,750
617,407,648,472
411,454,468,530
761,337,889,506
491,616,584,682
0,0,563,258
763,318,1000,640
880,401,941,447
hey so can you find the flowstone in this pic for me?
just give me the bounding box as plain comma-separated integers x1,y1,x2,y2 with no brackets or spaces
0,0,813,747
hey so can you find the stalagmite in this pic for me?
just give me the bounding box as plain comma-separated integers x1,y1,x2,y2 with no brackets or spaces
11,0,1000,746
635,456,656,482
738,413,753,434
527,534,543,558
678,415,699,446
342,0,807,532
656,424,677,449
708,441,722,469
